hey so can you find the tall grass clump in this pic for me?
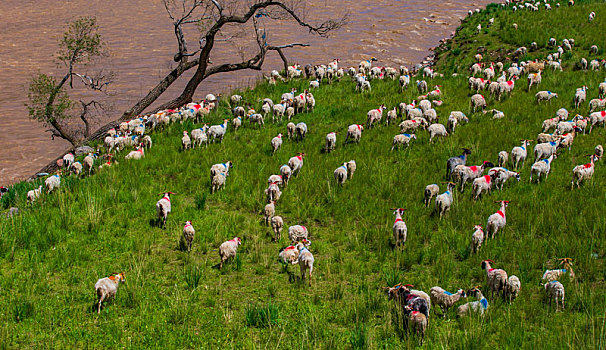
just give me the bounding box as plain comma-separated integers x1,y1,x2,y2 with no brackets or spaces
245,302,280,328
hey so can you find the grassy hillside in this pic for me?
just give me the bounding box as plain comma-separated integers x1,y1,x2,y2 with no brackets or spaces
1,1,606,348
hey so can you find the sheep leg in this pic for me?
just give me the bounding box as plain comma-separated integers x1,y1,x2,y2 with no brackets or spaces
97,293,105,314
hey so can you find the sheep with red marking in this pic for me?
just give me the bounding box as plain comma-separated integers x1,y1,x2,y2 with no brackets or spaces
482,259,508,300
367,105,386,129
265,182,282,203
572,154,598,188
472,172,499,200
470,94,487,112
542,117,560,132
345,124,364,144
288,225,309,243
95,272,126,314
455,161,493,192
391,208,407,247
219,237,241,269
589,110,606,132
589,98,606,113
486,200,509,239
288,153,305,176
156,192,174,228
271,133,283,155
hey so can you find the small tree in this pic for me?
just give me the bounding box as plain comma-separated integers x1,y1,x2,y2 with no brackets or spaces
26,17,112,146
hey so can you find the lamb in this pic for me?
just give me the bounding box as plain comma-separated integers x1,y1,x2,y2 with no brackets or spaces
280,164,292,186
182,221,195,252
27,186,42,204
297,241,315,286
295,122,307,141
156,192,174,228
399,74,410,91
391,133,417,151
446,148,472,180
527,70,542,91
498,151,508,167
271,216,284,241
457,288,489,317
288,225,309,243
286,122,296,139
428,123,448,143
417,80,428,93
265,182,281,202
534,141,559,161
486,200,509,239
346,160,357,179
345,124,364,144
366,105,386,129
385,107,398,126
62,153,74,169
470,94,486,112
472,172,499,200
191,127,208,148
531,154,557,183
391,208,407,247
210,161,233,181
219,237,241,269
423,184,439,208
429,287,467,317
435,182,456,218
71,161,83,176
574,86,587,108
404,305,428,345
288,153,305,176
543,280,565,311
471,225,484,253
83,153,97,174
271,133,283,155
211,172,227,193
505,275,521,302
325,132,337,153
589,98,606,113
207,119,229,143
572,154,597,189
44,173,61,194
482,259,508,300
95,272,125,314
181,131,191,150
536,90,558,103
488,167,521,190
447,111,469,133
455,161,493,192
484,108,505,119
264,201,275,226
334,163,349,185
399,118,428,134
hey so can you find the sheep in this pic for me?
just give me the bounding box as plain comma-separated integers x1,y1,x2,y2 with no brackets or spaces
589,98,606,113
345,124,364,144
366,105,386,129
385,107,398,126
484,108,505,119
589,111,606,132
84,153,97,174
270,133,283,155
248,113,265,128
589,11,596,22
391,133,417,151
543,258,576,281
399,75,410,91
580,57,588,70
482,260,508,300
211,172,227,193
190,127,208,148
447,111,469,133
156,192,173,228
404,305,428,345
556,121,576,137
423,108,439,124
288,225,309,243
446,148,472,180
527,70,542,91
288,153,305,176
471,225,484,253
573,86,588,110
219,237,241,269
297,241,315,286
470,94,486,112
346,160,357,179
498,151,508,167
271,216,283,241
542,117,560,132
457,288,489,317
230,94,242,105
278,242,302,266
486,200,509,239
391,208,407,247
472,172,499,200
470,63,482,76
27,186,42,204
62,153,74,169
399,118,428,134
286,122,296,140
182,221,195,252
264,201,275,226
599,80,606,99
549,59,563,71
142,135,153,149
428,123,448,143
95,272,125,314
386,284,430,318
71,161,83,176
325,132,337,153
417,80,428,94
208,119,229,143
295,122,307,141
430,287,467,318
265,182,281,202
455,161,493,192
267,175,283,187
435,182,456,218
572,154,597,189
44,173,61,194
181,131,191,150
595,144,604,159
590,45,598,55
534,141,559,161
537,133,560,144
334,163,348,185
531,153,558,183
210,161,233,181
506,275,521,302
488,167,521,190
543,280,565,311
280,164,292,186
536,90,558,103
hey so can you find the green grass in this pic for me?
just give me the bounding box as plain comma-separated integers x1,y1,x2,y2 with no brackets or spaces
1,1,606,348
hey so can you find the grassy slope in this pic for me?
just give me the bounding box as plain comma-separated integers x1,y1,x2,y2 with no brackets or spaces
1,1,606,348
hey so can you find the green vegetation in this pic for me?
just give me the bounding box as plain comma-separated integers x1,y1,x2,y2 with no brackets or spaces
2,1,606,348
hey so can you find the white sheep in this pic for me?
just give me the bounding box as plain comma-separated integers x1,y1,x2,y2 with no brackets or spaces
574,86,587,109
488,167,521,190
472,173,498,200
399,75,410,91
295,122,307,141
345,124,364,144
267,175,283,187
506,275,521,302
219,237,241,269
471,225,484,253
181,131,191,150
325,132,337,153
457,288,489,317
210,161,232,181
391,208,407,247
95,272,125,314
455,161,492,192
288,153,305,176
182,221,195,252
271,133,283,155
334,163,349,185
71,161,83,176
297,241,315,286
435,182,456,218
429,287,467,317
530,154,557,183
399,118,428,134
271,216,284,241
44,174,61,194
288,225,309,243
265,182,282,202
470,94,486,112
424,184,439,207
367,105,386,129
191,127,208,148
482,259,508,300
156,192,173,228
208,119,229,143
542,117,559,132
428,123,448,143
498,151,508,167
404,306,428,346
447,111,468,133
280,164,292,186
595,144,604,159
534,141,559,161
599,80,606,98
486,200,509,239
543,280,565,311
391,133,417,151
589,98,606,113
572,154,597,189
385,107,398,126
580,57,588,70
211,172,227,193
84,153,97,175
536,90,558,103
62,153,74,169
27,186,42,204
230,94,243,104
142,135,153,149
286,122,296,139
264,201,275,226
346,160,357,179
590,45,598,55
417,80,428,93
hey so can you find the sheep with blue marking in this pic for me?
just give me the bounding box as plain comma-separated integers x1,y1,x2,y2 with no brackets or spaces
536,90,558,103
430,287,467,317
334,163,349,185
435,182,456,218
530,154,557,183
391,133,417,151
543,280,565,311
457,287,489,317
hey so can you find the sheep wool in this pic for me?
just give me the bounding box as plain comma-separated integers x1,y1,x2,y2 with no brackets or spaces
27,186,43,204
95,272,125,314
219,237,241,269
182,221,195,252
429,287,467,317
271,216,284,241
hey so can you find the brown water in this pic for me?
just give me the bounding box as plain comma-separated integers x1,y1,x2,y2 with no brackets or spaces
0,0,491,185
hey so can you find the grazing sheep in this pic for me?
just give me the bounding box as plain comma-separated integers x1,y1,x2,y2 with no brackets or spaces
156,192,173,228
595,144,604,159
435,182,456,218
590,45,598,55
572,154,597,189
286,122,296,140
181,131,191,150
543,117,560,132
527,71,542,91
430,287,467,318
471,225,484,253
543,280,565,311
95,272,126,314
543,258,576,281
210,161,233,181
142,135,153,149
125,147,144,160
182,221,195,252
589,111,606,132
455,161,493,192
580,57,588,70
392,208,407,247
345,124,364,144
83,153,97,174
446,148,472,180
404,305,428,345
334,163,349,185
280,164,292,186
27,186,43,204
265,182,282,202
271,216,284,242
264,201,275,226
488,167,521,190
484,108,505,119
297,241,315,286
219,237,241,269
457,288,489,317
325,132,337,153
536,90,558,103
288,153,305,176
482,260,508,300
208,119,229,143
498,151,508,167
62,153,74,169
470,94,486,112
589,98,606,113
271,133,283,155
530,154,557,183
599,81,606,99
44,173,61,194
399,118,428,134
295,122,307,141
391,133,417,151
211,172,226,193
367,105,386,129
428,123,448,143
385,107,398,126
417,80,428,93
288,225,309,243
230,94,242,105
267,175,283,187
534,141,559,161
506,275,521,302
399,75,410,91
71,161,83,176
191,127,208,148
537,133,560,144
346,160,357,179
575,86,587,108
424,184,439,207
472,172,498,200
386,284,430,318
486,200,509,239
447,111,468,133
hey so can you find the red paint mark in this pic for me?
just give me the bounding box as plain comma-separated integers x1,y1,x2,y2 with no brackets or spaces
469,166,478,172
484,175,491,183
496,210,505,218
